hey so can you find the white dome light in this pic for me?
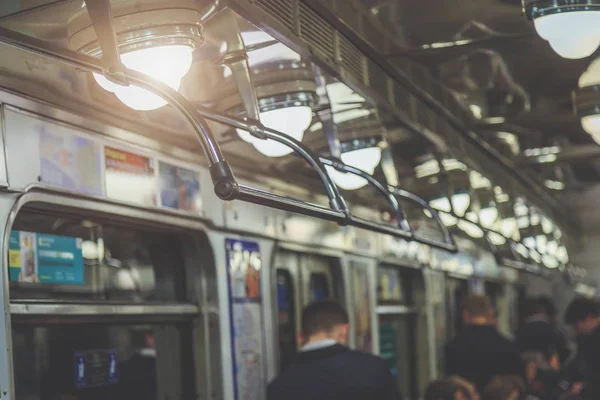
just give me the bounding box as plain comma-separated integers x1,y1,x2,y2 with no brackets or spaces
326,147,382,190
498,217,519,241
93,45,194,111
457,220,484,238
451,193,471,217
236,106,313,157
579,58,600,136
488,231,507,246
430,197,451,212
534,11,600,59
479,206,498,228
582,115,600,136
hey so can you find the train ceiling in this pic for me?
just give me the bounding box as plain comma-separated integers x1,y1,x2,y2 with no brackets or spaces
0,0,593,248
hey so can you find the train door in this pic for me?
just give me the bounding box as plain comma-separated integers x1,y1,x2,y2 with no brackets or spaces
7,196,214,400
377,265,420,400
345,257,377,354
445,277,469,340
273,251,301,371
273,250,343,371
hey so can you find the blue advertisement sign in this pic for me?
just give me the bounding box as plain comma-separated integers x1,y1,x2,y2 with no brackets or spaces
158,161,201,212
225,239,266,400
75,349,118,388
9,230,84,285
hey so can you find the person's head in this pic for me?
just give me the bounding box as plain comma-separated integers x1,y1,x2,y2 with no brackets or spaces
564,297,600,336
463,295,495,326
301,300,349,345
449,376,480,400
425,379,470,400
482,375,525,400
523,297,546,319
537,296,558,321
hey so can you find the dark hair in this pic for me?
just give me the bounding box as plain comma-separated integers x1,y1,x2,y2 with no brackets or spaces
537,297,557,319
301,300,349,338
424,379,465,400
523,297,546,318
482,375,524,400
564,297,600,325
463,295,493,317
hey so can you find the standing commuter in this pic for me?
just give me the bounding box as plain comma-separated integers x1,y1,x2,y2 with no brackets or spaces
445,295,522,392
267,299,402,400
517,297,570,364
564,297,600,399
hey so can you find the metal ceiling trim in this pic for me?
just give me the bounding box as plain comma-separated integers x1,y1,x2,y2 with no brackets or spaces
0,24,458,252
227,0,576,238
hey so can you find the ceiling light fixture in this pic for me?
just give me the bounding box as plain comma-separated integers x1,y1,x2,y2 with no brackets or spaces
525,1,600,59
219,30,316,157
69,4,204,111
575,57,600,142
326,146,382,190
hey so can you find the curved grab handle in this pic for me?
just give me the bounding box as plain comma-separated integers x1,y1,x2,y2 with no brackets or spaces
319,158,412,233
388,187,456,249
0,25,458,250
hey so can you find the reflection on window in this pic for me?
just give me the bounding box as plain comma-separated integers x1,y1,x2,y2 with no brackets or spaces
9,208,186,302
309,273,329,302
12,323,190,400
276,269,297,370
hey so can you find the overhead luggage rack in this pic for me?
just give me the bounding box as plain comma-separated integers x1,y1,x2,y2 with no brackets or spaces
0,15,457,252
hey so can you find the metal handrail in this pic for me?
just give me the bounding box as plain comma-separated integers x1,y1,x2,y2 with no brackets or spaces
0,24,457,251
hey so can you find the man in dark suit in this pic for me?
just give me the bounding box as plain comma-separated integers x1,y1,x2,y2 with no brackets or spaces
517,297,570,363
445,294,522,392
267,299,402,400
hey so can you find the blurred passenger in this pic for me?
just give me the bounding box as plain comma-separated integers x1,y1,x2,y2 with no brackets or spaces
564,297,600,399
445,295,522,392
267,299,401,400
517,297,570,363
425,379,470,400
481,375,525,400
449,376,480,400
522,349,564,400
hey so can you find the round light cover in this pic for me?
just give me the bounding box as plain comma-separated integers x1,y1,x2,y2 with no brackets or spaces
534,11,600,59
451,193,471,217
479,206,498,228
457,220,484,238
327,147,382,190
93,45,194,111
236,106,313,157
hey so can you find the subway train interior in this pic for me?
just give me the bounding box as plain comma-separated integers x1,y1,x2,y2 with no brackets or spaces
0,0,597,399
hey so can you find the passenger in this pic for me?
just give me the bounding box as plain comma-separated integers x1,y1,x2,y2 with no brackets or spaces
564,297,600,399
424,379,470,400
517,297,570,363
537,296,571,363
266,299,402,400
481,375,525,400
448,376,480,400
445,295,522,392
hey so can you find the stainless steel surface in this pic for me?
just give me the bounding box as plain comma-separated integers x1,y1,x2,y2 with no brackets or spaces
9,302,199,316
376,305,418,315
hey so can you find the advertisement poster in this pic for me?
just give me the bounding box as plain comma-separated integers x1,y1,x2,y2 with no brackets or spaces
158,161,202,212
379,267,403,302
226,239,266,400
105,146,157,206
75,349,118,388
9,230,84,285
352,263,373,353
39,124,103,196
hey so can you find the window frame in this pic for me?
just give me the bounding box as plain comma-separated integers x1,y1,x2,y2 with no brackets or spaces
3,189,217,400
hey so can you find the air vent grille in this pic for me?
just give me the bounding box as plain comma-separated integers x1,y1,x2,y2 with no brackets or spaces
367,60,389,101
393,82,412,114
256,0,295,32
299,2,335,60
339,35,365,80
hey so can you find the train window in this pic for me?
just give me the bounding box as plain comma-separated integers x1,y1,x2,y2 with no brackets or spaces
276,269,297,370
8,208,186,302
309,273,329,301
12,323,193,400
